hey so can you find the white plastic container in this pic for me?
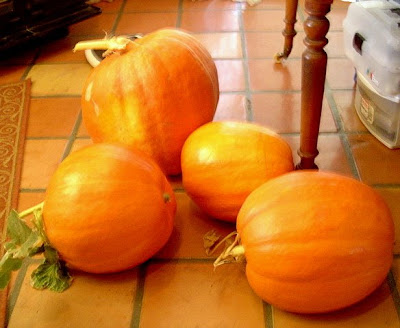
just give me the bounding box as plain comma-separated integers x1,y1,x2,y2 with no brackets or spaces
355,72,400,148
343,0,400,96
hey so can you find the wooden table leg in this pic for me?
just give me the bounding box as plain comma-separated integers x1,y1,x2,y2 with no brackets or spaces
275,0,299,62
296,0,333,170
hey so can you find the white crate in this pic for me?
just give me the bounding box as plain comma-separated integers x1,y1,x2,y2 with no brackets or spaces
355,72,400,148
343,0,400,96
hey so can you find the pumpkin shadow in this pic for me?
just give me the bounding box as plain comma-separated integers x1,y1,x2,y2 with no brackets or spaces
286,278,395,323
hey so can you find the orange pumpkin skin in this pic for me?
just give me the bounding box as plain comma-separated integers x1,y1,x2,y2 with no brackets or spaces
81,28,219,176
237,171,395,314
181,121,294,222
42,144,176,274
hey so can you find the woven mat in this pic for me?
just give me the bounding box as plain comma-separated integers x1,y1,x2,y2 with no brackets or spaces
0,79,31,328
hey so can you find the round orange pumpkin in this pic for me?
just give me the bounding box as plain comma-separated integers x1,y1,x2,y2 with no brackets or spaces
181,121,294,222
236,171,394,313
42,143,176,274
80,28,219,176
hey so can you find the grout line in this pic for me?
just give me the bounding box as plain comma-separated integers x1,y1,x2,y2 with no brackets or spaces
149,257,216,264
323,82,361,180
372,184,400,189
30,94,82,99
111,0,127,34
130,264,147,328
263,302,274,328
6,258,36,324
61,110,83,160
19,188,47,193
237,3,253,122
26,136,70,140
387,270,400,322
176,0,184,27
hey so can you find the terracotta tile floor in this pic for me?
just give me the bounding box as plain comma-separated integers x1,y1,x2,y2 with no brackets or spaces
2,0,400,327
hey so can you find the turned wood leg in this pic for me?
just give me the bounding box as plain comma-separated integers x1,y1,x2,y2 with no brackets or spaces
296,0,333,170
275,0,299,62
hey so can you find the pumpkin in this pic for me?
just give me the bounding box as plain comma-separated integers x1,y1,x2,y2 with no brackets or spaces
42,143,176,274
232,170,395,313
181,121,294,222
79,28,219,176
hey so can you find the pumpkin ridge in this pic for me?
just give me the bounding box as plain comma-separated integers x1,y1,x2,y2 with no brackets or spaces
158,34,219,107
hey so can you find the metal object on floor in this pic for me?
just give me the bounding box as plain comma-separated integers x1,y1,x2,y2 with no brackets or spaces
0,0,101,54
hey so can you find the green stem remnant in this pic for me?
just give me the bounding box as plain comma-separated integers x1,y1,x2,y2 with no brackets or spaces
73,36,134,57
0,204,72,292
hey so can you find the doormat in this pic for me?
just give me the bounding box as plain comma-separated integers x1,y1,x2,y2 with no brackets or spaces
0,79,31,328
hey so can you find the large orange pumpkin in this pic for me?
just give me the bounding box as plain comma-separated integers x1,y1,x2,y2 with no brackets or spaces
181,121,294,222
236,171,394,313
80,28,219,176
42,143,176,274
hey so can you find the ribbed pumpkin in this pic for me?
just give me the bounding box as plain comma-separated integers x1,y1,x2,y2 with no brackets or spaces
181,121,294,222
236,171,395,313
42,143,176,274
80,28,219,176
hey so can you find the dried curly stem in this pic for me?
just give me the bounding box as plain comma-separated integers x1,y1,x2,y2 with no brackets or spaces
213,232,245,269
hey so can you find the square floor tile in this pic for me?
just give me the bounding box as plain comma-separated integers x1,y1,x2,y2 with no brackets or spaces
248,59,302,91
273,281,399,328
27,98,80,137
92,0,124,13
213,93,248,121
181,10,240,32
215,60,246,92
327,8,349,31
252,92,337,133
155,192,236,259
182,0,238,10
8,264,138,328
69,138,94,154
284,134,354,177
26,64,92,96
36,36,88,64
348,134,400,185
376,188,400,255
193,33,243,59
17,192,46,213
69,13,118,37
326,58,356,90
139,261,265,328
242,9,290,31
20,139,67,189
0,66,27,84
326,31,346,58
116,13,178,35
332,90,368,132
124,0,179,12
245,31,305,59
239,0,288,10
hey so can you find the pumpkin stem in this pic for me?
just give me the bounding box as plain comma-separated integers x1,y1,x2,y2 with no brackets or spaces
163,193,171,203
18,202,44,218
213,233,245,269
73,36,134,55
205,230,237,256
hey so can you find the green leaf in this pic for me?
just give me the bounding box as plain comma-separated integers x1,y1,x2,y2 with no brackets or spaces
31,260,72,293
7,210,32,245
13,231,43,259
4,241,17,251
0,271,11,289
0,253,23,271
0,252,23,289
